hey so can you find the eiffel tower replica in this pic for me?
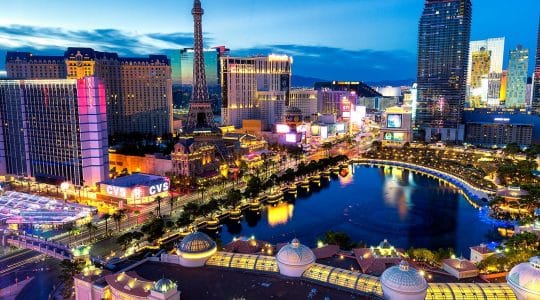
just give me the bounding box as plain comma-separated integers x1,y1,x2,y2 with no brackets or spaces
184,0,218,134
182,0,232,161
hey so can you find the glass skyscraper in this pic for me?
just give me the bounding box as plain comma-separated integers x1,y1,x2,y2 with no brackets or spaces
179,46,229,113
506,45,529,108
532,17,540,114
416,0,472,142
0,77,109,186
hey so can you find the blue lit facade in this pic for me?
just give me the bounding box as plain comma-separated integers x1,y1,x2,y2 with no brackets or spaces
506,46,529,108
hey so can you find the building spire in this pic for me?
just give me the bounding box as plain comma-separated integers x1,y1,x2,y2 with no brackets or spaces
185,0,216,133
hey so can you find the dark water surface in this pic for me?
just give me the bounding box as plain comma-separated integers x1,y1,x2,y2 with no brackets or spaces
210,165,502,255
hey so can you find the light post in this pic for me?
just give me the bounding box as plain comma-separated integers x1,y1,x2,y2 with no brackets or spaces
60,182,70,202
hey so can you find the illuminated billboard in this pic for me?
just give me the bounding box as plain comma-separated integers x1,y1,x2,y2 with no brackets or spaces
276,124,291,133
285,133,297,143
296,124,308,133
387,114,402,128
320,126,328,139
311,124,320,136
383,132,405,142
335,123,345,132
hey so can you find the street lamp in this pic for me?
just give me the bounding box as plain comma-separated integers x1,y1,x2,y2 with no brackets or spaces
60,182,70,202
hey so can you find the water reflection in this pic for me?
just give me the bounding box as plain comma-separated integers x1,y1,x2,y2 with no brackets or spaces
216,165,502,255
338,165,353,187
382,167,414,220
267,202,295,227
244,210,262,227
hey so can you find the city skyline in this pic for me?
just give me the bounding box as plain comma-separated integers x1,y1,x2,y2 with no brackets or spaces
0,0,538,81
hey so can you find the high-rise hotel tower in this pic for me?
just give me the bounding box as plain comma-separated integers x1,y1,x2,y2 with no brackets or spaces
0,77,109,186
416,0,472,142
6,49,173,137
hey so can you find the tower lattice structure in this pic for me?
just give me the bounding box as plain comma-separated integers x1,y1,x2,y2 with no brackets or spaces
185,0,216,133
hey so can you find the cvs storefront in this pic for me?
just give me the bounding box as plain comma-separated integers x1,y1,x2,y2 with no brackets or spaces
98,173,170,207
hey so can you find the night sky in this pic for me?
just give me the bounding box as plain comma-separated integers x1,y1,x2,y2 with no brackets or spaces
0,0,538,81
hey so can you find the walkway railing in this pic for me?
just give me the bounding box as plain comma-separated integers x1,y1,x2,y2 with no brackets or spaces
6,235,72,260
351,159,496,203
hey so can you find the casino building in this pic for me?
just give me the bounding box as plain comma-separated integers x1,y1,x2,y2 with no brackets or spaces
75,233,523,300
5,48,173,136
379,106,413,147
98,174,170,208
0,77,109,187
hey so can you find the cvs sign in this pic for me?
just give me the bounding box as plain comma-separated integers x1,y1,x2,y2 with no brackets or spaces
149,182,169,196
106,186,127,198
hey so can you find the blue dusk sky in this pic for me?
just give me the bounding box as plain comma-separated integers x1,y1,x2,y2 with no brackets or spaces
0,0,538,82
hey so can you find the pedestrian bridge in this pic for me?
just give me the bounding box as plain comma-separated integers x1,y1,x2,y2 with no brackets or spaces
6,235,72,260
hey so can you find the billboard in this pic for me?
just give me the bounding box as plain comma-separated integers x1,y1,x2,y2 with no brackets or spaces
311,124,320,136
387,114,402,128
296,124,308,133
320,126,328,139
341,96,351,118
285,133,297,143
383,132,405,142
276,124,291,133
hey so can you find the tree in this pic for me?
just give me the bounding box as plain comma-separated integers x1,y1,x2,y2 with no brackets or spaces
197,183,206,203
245,177,262,198
85,222,97,241
504,143,521,158
112,209,127,232
170,197,177,214
154,196,163,217
101,213,111,237
226,189,242,207
176,212,192,228
505,232,539,251
141,218,165,242
120,168,130,177
322,231,359,251
59,259,83,299
116,232,134,249
134,210,141,225
322,142,333,158
407,248,437,264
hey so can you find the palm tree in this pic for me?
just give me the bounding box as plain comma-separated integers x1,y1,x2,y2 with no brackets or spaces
134,210,140,225
169,197,176,215
101,213,111,237
85,222,97,241
112,209,127,232
198,184,206,204
155,196,163,217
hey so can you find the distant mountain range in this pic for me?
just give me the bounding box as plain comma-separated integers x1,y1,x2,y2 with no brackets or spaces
292,75,415,88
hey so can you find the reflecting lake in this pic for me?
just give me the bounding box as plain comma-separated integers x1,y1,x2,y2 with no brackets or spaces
208,165,504,255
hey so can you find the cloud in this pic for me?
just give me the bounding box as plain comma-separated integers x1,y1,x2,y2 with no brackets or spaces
0,24,416,81
0,24,199,57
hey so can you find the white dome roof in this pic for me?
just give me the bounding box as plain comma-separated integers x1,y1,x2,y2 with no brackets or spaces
153,278,177,293
276,238,315,266
381,261,428,294
177,231,216,254
507,256,540,297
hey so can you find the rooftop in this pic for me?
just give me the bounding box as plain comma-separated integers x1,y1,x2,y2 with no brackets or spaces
441,258,479,272
133,260,370,300
0,191,96,225
100,173,168,188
